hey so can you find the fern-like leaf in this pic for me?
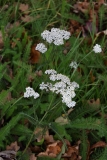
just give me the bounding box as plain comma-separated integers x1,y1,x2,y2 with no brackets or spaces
0,114,21,146
68,117,107,137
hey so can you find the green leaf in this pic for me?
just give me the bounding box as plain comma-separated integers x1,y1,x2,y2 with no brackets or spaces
50,122,72,141
68,117,107,137
0,114,21,146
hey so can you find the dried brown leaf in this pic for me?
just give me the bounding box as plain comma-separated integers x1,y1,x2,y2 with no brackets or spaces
91,141,107,150
19,3,29,12
46,141,61,156
44,130,55,144
38,152,48,157
30,44,41,64
30,154,37,160
6,141,20,152
87,98,100,107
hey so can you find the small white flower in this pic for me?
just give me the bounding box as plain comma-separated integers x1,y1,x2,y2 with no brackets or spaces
69,61,78,69
60,30,71,40
53,38,64,45
71,81,79,89
45,69,57,75
93,44,102,53
41,30,50,40
49,74,57,81
24,87,39,99
35,43,47,53
67,101,76,108
33,92,40,99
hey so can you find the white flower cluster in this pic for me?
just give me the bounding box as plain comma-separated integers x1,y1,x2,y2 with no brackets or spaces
69,61,78,69
93,44,102,53
41,28,71,45
40,69,79,108
24,87,40,99
35,43,47,53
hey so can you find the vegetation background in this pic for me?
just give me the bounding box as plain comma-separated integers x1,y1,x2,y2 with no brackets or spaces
0,0,107,160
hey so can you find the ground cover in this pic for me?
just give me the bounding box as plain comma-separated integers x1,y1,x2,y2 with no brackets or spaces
0,0,107,160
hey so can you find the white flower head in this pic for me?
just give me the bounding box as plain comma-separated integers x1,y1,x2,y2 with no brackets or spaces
24,87,39,99
35,43,47,53
93,44,102,53
40,69,79,108
41,28,71,46
69,61,78,69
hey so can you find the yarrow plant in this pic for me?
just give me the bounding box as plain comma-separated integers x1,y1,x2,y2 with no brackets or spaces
40,69,79,108
24,69,79,108
25,27,78,108
93,44,102,53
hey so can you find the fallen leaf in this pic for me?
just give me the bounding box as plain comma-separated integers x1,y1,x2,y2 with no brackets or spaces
19,3,29,12
98,0,105,5
46,141,61,156
30,154,37,160
0,150,16,159
6,141,20,152
87,98,100,108
91,141,107,150
44,130,55,144
30,44,41,64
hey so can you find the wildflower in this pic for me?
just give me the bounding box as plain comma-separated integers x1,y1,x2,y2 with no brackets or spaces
35,43,47,53
69,61,78,69
93,44,102,53
40,69,79,108
41,28,71,46
24,87,39,99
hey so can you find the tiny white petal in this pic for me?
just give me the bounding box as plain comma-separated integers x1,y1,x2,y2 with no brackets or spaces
69,61,78,69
